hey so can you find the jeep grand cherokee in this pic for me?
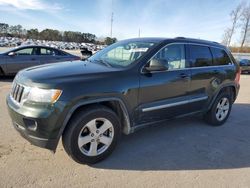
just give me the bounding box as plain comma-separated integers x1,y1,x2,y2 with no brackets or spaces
6,37,240,164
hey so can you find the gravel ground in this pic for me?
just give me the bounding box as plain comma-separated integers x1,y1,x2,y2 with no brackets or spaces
0,75,250,188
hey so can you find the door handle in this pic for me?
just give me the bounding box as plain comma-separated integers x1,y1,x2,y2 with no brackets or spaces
179,73,189,79
213,70,220,74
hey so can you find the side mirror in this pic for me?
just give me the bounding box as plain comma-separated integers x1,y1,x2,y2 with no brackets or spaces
144,58,168,72
80,49,92,60
8,52,16,57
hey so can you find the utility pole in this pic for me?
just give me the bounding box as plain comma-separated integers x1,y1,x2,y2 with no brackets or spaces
110,0,114,38
138,28,140,38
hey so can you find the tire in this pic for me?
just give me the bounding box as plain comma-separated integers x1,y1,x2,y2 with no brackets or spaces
0,67,4,76
204,92,232,126
62,105,121,164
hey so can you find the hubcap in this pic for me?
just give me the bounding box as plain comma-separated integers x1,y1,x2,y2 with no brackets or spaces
215,97,230,121
78,118,114,156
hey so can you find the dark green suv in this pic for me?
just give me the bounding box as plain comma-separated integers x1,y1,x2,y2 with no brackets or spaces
6,37,240,164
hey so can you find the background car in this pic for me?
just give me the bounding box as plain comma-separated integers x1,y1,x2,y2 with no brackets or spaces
239,59,250,74
0,45,81,75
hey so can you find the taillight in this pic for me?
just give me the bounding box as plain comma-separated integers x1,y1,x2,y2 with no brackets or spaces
235,68,241,85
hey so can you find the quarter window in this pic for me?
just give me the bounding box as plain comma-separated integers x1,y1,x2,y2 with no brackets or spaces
153,44,186,70
211,48,231,65
189,45,212,67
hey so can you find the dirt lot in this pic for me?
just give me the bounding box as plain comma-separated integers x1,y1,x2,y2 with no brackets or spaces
0,75,250,188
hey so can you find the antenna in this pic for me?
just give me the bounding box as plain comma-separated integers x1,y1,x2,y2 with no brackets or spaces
110,0,114,38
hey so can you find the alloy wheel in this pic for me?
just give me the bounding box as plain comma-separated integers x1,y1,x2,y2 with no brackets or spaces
215,97,230,121
78,118,114,156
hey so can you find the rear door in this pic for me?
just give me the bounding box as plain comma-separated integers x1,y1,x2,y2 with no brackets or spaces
187,44,219,112
39,47,60,64
5,47,40,74
138,43,191,124
55,50,78,62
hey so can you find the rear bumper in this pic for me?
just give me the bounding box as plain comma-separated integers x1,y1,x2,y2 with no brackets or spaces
6,94,66,151
241,66,250,72
235,83,240,102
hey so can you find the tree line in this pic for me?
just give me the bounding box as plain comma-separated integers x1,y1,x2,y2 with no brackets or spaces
0,23,117,45
222,1,250,49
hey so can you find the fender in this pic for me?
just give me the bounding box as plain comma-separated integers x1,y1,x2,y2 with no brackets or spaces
207,83,238,111
53,97,132,151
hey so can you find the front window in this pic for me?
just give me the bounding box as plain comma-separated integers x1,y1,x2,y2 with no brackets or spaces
15,48,38,55
151,44,186,70
89,40,157,67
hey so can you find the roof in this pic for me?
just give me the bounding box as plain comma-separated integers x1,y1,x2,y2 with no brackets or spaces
17,45,58,49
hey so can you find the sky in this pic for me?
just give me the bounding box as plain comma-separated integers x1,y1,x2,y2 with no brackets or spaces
0,0,244,44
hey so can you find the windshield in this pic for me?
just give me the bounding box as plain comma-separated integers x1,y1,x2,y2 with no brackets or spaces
89,40,156,67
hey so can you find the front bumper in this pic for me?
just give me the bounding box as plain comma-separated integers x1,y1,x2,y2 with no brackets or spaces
6,94,66,151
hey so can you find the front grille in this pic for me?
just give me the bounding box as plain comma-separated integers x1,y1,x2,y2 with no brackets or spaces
11,82,24,103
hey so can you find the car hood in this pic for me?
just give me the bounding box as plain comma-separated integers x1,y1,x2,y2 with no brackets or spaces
16,60,120,87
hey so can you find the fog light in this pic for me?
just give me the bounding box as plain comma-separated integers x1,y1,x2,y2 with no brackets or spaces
23,118,37,131
14,122,25,130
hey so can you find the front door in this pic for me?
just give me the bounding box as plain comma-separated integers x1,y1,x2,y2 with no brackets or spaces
138,43,191,124
6,47,40,74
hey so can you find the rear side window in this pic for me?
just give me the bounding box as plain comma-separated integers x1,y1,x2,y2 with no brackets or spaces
40,48,56,56
189,45,212,67
211,48,232,65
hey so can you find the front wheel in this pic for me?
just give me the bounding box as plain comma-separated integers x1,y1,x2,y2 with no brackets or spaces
204,92,232,126
62,105,121,164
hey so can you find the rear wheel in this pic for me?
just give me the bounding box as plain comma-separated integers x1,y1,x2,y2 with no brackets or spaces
204,92,232,126
62,105,121,164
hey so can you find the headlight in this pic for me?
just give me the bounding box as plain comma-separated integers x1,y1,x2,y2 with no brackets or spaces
23,87,62,103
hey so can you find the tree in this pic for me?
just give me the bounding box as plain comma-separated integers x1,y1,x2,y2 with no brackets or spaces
223,3,244,47
104,37,117,45
240,3,250,48
221,28,232,46
0,23,9,35
0,22,112,44
8,24,23,37
27,29,39,39
40,29,62,41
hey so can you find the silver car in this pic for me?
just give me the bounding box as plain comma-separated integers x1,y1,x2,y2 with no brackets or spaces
0,45,80,75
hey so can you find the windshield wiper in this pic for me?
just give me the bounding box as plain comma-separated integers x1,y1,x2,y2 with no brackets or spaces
94,59,112,67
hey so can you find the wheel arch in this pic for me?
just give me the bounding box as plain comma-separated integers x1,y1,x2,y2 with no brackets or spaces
207,84,237,112
54,97,132,151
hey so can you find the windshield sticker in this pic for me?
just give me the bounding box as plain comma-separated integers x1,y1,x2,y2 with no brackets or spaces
129,48,148,52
